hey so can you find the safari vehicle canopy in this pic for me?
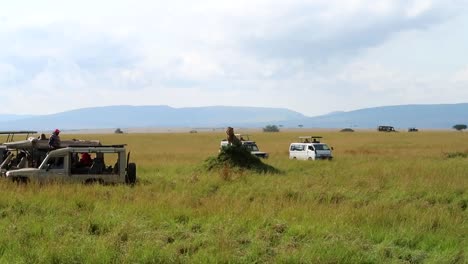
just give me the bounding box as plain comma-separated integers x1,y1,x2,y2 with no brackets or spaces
6,145,136,185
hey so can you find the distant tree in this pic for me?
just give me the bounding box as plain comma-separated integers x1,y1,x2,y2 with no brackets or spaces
453,124,467,131
278,125,284,128
263,125,280,132
114,128,124,134
298,124,303,128
340,128,354,132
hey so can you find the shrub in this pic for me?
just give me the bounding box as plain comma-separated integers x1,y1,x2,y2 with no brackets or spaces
452,124,467,131
114,128,124,134
263,125,280,132
340,128,354,132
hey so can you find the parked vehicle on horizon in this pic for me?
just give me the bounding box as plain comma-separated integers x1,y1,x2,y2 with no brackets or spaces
408,127,419,132
378,126,396,132
5,145,136,184
220,134,269,158
289,136,333,160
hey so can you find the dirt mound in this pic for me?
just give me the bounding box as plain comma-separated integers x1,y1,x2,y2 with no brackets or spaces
205,146,279,173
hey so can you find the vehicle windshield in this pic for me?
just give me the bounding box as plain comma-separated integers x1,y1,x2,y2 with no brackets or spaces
243,144,259,151
314,144,330,151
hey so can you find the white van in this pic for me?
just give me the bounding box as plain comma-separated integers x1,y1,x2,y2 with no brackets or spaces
289,136,333,160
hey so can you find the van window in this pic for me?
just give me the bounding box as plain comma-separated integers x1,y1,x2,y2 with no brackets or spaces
314,144,330,150
290,145,305,151
308,145,314,151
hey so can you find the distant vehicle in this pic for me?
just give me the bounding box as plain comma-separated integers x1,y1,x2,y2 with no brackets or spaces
6,145,136,184
289,136,333,160
1,136,101,175
408,128,419,132
377,126,396,132
220,134,269,158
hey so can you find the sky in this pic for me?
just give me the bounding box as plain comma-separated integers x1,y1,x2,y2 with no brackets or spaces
0,0,467,116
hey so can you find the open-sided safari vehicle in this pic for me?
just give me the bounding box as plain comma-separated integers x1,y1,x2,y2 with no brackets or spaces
6,145,136,185
220,134,269,158
1,135,101,174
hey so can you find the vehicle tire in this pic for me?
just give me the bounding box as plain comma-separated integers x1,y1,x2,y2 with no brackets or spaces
308,157,312,160
126,163,136,185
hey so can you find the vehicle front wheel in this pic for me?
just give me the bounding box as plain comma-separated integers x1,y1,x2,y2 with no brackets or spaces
126,163,137,185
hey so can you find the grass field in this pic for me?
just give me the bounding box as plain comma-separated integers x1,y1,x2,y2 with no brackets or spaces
0,131,466,263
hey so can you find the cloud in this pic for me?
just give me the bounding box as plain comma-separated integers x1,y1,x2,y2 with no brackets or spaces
0,0,466,116
239,0,459,63
453,66,468,82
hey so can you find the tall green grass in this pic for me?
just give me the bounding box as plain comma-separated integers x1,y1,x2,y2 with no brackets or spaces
0,131,466,263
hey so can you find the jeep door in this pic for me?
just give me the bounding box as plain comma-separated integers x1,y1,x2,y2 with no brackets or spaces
37,155,68,183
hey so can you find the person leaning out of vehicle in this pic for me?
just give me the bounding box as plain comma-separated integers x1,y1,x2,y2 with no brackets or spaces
48,129,61,149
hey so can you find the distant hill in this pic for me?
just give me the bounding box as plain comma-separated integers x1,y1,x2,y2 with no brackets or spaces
280,103,468,129
0,103,466,131
0,105,306,130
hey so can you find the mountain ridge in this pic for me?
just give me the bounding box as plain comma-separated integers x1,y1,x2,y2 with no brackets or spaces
0,103,466,130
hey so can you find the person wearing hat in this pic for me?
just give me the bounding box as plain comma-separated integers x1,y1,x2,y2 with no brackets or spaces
48,129,61,149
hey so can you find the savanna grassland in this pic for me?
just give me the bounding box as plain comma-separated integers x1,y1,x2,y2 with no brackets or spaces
0,131,466,263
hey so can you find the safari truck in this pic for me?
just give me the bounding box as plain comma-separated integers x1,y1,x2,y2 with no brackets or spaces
289,136,333,160
220,134,269,158
1,136,101,174
6,145,136,185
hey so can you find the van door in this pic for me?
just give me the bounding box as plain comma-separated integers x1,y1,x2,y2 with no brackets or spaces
290,144,303,159
307,145,316,160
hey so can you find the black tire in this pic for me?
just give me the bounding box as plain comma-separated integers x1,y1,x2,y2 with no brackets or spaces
126,163,136,185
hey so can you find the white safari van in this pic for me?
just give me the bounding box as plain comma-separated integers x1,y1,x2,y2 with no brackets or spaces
289,136,333,160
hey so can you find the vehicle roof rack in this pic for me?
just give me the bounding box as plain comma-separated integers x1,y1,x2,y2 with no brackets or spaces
299,136,322,143
0,131,37,143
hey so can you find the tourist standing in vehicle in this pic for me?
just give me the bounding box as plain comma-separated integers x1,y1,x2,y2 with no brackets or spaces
49,129,61,149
